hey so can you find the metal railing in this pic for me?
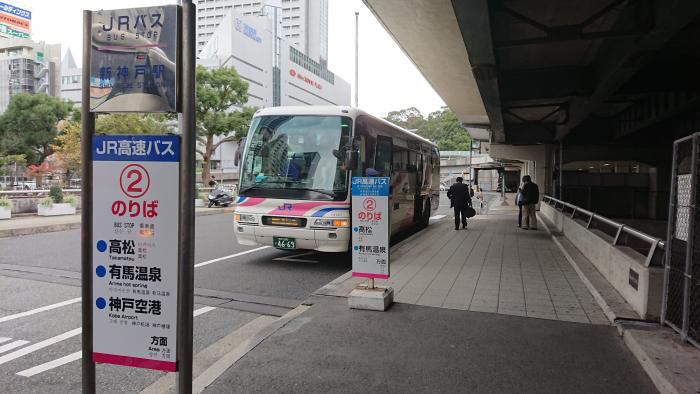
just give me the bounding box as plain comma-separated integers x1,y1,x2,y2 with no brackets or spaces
0,186,232,197
0,189,82,197
541,195,665,267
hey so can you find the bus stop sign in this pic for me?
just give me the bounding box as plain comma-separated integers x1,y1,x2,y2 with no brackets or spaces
92,135,180,371
351,177,390,279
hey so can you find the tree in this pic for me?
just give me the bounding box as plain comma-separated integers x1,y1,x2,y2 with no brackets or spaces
25,161,55,187
0,154,26,185
52,121,82,185
0,93,73,165
195,65,255,183
384,106,471,151
96,113,175,134
49,114,173,183
384,107,426,131
423,107,471,151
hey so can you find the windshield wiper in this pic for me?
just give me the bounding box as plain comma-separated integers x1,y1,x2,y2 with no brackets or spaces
285,187,337,198
239,180,294,194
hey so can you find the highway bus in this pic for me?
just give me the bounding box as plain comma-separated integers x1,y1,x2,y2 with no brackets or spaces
233,106,440,252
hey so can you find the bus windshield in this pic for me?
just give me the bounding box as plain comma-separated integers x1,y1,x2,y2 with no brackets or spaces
239,115,353,200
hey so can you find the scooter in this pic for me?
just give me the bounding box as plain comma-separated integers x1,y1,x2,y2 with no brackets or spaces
208,185,234,207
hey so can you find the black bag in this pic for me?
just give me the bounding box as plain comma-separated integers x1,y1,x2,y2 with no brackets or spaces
465,207,476,218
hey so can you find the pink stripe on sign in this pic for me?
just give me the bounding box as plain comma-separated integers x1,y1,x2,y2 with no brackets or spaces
93,352,177,372
352,272,389,279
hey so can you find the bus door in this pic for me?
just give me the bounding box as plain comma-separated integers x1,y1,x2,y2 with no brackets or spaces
374,135,399,233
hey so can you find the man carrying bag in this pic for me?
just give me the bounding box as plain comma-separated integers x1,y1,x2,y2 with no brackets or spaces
447,177,474,230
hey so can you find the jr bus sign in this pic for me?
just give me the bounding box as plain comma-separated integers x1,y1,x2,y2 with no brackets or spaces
92,135,180,371
351,177,390,279
90,6,179,112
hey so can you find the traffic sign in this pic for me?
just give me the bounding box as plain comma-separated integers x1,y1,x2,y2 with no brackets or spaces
351,177,390,279
92,135,180,372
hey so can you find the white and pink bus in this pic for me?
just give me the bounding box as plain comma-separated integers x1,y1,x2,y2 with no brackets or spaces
233,106,440,252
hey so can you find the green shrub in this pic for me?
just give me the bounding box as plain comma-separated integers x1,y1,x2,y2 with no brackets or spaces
0,197,11,208
64,195,79,207
39,197,54,207
49,186,64,204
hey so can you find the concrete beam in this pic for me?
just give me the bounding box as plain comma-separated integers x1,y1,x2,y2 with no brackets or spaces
451,0,506,143
501,67,590,103
556,0,700,140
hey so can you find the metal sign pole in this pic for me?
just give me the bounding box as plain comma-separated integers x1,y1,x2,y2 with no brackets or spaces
80,9,96,394
177,1,196,393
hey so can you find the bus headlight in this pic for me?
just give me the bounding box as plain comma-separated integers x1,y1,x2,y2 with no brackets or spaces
314,218,349,227
235,213,257,224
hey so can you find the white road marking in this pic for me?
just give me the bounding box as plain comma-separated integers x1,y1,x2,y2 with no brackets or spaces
429,214,446,220
16,351,81,377
0,298,81,324
193,306,216,317
194,246,270,268
13,307,217,377
0,340,29,354
0,328,82,366
0,337,11,344
0,248,266,325
272,252,318,264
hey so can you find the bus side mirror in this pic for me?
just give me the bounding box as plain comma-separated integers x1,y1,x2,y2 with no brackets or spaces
345,150,359,170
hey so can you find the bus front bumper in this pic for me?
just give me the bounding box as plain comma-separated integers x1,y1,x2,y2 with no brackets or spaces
234,224,351,253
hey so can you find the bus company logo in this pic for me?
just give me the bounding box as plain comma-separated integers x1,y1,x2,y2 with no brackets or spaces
278,203,293,211
289,68,322,90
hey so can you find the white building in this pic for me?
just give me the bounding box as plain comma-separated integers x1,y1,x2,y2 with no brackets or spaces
198,10,349,181
60,48,81,106
195,0,328,64
0,38,61,113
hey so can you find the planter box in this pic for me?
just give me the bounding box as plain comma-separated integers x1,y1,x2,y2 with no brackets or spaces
195,199,205,207
0,206,10,220
38,203,77,216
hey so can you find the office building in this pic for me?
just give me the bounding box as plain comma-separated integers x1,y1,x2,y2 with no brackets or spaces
0,38,60,113
195,0,329,64
60,48,81,106
198,10,350,180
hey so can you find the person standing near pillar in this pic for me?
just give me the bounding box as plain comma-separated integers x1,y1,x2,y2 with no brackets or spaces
447,177,473,230
520,175,539,230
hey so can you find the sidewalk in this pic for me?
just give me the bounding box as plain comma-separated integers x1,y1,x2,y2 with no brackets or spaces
196,203,663,393
0,207,235,237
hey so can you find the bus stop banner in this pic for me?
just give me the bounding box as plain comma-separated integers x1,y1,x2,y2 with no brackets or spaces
92,135,180,372
90,6,179,112
351,177,390,279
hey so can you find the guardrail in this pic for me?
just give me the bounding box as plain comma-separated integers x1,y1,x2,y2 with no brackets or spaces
0,189,82,197
541,195,665,267
0,186,230,197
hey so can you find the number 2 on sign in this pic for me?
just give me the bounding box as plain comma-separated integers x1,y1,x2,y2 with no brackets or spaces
120,164,151,199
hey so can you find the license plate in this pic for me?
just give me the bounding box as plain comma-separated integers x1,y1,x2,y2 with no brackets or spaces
273,237,296,250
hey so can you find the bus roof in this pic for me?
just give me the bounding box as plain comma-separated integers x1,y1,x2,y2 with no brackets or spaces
253,106,439,149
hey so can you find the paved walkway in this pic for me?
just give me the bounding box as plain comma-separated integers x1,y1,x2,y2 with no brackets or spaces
323,199,609,325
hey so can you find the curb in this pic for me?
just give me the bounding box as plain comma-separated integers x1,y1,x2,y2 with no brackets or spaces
0,207,236,238
620,328,679,394
538,213,697,394
539,216,619,324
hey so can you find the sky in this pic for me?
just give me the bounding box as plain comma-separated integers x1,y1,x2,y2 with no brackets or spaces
24,0,446,118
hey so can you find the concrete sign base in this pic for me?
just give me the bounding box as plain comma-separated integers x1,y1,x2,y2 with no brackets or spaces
348,286,394,311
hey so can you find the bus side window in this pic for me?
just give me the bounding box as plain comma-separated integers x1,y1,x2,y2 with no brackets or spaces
375,136,393,177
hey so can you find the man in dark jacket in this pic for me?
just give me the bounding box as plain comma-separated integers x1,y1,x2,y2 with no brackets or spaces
447,177,473,230
520,175,539,230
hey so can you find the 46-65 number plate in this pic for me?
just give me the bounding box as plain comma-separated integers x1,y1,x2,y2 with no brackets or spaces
273,237,296,250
